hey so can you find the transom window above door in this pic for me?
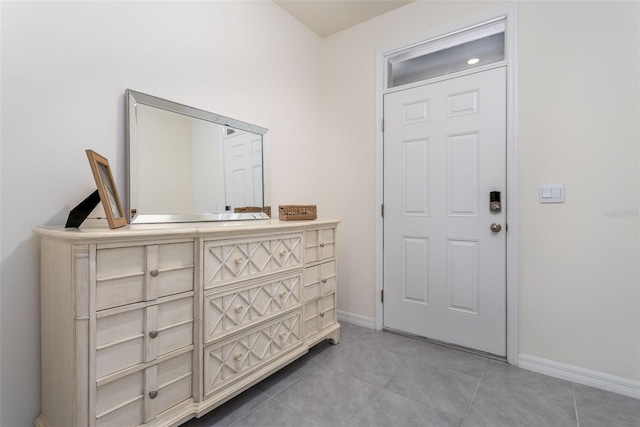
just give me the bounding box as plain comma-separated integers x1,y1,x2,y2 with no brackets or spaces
386,20,505,89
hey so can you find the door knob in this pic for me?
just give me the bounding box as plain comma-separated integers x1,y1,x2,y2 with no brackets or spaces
490,223,502,233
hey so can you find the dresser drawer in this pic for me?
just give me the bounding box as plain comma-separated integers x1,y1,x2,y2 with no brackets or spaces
302,260,336,301
96,241,194,310
95,351,193,427
304,294,336,338
304,228,335,264
204,272,302,344
203,311,302,397
96,295,194,379
204,233,302,288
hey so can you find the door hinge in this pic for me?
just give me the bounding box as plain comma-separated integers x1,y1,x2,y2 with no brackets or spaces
381,117,384,132
381,204,384,217
381,289,384,303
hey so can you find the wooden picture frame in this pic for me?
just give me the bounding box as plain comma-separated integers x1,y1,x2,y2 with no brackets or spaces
86,149,126,229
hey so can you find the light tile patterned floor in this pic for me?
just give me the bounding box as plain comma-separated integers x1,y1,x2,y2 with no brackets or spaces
184,322,640,427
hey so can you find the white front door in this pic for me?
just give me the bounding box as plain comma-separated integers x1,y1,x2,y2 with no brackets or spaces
383,67,506,356
223,130,263,210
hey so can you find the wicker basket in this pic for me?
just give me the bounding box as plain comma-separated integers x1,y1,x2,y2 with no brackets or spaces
234,206,272,217
278,205,317,221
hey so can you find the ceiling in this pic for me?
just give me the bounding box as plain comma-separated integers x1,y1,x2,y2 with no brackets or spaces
274,1,415,38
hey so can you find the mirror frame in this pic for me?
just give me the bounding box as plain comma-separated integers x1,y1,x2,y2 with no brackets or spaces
125,89,270,224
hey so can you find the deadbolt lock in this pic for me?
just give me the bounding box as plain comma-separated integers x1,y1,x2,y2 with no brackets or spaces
490,191,502,213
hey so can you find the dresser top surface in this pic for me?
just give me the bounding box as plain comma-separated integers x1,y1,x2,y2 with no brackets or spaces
34,219,340,242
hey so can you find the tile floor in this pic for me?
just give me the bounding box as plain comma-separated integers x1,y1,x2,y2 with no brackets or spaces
184,322,640,427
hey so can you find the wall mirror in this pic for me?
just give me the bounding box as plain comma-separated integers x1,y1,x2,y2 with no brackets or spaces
126,90,270,224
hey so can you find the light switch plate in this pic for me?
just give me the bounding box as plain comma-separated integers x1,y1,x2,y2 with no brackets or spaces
539,183,564,203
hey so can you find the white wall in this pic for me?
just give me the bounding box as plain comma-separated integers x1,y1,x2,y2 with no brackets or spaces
320,0,639,383
517,1,639,382
0,2,322,425
191,120,225,213
137,105,194,213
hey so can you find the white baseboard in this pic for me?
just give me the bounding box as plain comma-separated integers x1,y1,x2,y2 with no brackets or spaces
518,354,640,400
337,310,376,329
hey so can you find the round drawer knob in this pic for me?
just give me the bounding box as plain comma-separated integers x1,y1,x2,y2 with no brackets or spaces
322,279,327,284
234,353,243,361
234,257,243,265
279,250,287,257
149,390,158,400
279,332,286,340
149,269,159,277
149,331,158,339
235,305,244,313
279,291,287,299
319,243,325,248
319,312,325,318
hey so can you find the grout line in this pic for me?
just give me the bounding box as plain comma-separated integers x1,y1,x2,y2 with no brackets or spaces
261,356,324,399
461,360,487,427
228,354,331,427
572,382,581,427
226,393,276,427
256,339,348,399
378,353,411,390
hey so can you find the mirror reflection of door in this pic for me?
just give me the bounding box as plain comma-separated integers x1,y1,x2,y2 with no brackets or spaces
223,128,263,212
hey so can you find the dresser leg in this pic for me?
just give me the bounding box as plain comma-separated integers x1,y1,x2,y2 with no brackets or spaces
328,327,340,345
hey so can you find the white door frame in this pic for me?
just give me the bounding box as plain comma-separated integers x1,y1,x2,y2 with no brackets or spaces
374,3,519,365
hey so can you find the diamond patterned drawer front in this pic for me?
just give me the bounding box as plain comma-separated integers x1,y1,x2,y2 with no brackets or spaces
204,233,302,288
203,311,302,396
204,273,302,344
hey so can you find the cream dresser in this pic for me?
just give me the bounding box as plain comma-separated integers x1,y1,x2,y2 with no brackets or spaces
33,219,340,427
